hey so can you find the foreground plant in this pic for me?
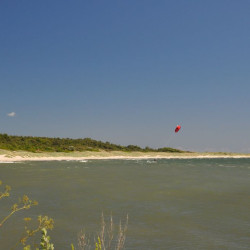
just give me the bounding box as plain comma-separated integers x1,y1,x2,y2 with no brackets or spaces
0,180,11,201
0,194,38,228
20,215,54,248
1,180,128,249
23,227,54,250
0,180,54,249
78,213,128,250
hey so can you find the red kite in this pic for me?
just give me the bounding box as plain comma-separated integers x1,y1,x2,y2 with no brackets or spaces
175,125,181,133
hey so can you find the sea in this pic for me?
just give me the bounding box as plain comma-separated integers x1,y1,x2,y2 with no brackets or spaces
0,158,250,249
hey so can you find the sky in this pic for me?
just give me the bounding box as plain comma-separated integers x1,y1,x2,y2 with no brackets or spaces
1,0,250,153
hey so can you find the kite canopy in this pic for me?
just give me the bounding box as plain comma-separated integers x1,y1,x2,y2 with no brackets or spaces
175,125,181,133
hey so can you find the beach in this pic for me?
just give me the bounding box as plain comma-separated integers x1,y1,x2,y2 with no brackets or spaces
1,149,250,162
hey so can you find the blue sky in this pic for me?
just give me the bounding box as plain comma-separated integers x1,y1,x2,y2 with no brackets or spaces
1,1,250,152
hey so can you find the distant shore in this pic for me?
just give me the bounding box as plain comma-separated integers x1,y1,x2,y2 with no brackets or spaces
1,149,250,163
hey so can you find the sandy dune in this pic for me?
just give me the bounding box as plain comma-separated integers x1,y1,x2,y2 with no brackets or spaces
1,150,250,162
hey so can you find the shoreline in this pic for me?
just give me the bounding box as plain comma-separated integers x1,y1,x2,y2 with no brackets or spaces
1,150,250,162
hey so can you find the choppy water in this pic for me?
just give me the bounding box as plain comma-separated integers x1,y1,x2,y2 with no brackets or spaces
0,158,250,249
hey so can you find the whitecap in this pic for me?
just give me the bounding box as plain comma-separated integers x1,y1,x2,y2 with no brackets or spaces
146,160,157,164
0,161,21,164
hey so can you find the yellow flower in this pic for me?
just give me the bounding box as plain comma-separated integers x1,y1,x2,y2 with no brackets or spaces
24,217,32,222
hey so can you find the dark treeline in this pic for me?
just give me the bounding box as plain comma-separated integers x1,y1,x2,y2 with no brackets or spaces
0,133,184,153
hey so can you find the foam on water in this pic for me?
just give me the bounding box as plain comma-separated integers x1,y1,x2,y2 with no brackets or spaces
0,161,21,164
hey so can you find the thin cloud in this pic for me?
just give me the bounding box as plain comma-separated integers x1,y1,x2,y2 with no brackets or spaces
7,112,16,117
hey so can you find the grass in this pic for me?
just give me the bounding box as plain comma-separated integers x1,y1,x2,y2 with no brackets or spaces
77,213,128,250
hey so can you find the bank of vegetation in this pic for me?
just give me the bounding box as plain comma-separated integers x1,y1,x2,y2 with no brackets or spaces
0,133,184,153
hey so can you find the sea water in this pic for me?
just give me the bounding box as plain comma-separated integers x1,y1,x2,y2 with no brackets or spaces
0,158,249,249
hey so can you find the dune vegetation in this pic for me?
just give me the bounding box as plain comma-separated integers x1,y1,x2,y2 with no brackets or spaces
0,133,184,153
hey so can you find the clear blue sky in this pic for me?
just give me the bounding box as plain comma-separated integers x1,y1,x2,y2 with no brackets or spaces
1,0,250,152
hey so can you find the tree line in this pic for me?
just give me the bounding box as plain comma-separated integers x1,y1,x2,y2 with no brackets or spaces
0,133,184,153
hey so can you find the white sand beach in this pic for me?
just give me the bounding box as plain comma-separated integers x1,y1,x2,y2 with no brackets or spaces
1,149,250,163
